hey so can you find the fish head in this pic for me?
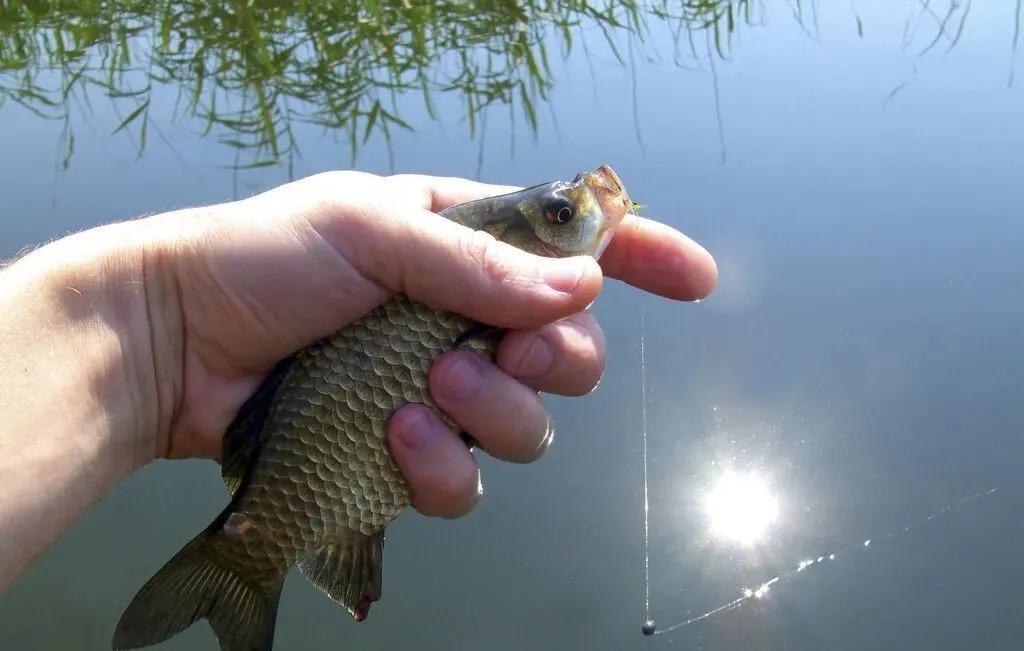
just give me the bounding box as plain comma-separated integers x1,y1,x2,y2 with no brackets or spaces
496,165,631,260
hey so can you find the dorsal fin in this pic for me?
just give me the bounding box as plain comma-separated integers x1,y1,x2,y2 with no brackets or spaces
220,354,297,495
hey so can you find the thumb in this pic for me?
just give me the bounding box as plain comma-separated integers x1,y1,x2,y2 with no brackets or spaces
308,204,605,330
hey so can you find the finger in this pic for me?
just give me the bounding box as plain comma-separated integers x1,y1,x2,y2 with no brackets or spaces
496,311,606,396
429,350,554,464
384,173,524,213
389,175,719,302
387,404,482,518
600,214,718,301
177,170,604,376
315,204,605,331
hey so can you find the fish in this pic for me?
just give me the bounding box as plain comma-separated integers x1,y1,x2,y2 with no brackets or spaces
111,165,632,651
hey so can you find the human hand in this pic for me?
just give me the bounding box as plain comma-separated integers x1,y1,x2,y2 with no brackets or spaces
61,169,716,520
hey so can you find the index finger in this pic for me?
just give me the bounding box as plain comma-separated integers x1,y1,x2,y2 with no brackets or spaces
385,174,524,213
599,214,718,301
386,173,718,301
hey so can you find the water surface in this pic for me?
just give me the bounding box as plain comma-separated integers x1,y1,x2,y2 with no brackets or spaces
2,2,1022,650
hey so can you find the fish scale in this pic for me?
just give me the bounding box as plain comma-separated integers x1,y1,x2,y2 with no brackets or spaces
112,165,631,651
251,296,488,543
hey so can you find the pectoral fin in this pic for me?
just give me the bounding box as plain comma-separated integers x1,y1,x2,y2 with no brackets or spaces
297,532,385,622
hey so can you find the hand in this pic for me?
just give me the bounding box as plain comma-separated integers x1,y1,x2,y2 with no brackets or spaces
89,170,717,518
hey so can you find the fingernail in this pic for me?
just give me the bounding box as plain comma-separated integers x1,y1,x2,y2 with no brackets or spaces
395,406,443,451
440,353,484,401
543,258,586,293
514,335,556,379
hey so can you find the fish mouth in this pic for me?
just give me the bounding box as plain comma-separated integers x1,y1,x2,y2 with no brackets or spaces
582,164,631,260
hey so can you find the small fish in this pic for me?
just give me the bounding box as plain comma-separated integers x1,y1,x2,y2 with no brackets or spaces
111,166,633,651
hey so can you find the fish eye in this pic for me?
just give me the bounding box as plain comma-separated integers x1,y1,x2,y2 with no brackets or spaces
544,196,575,225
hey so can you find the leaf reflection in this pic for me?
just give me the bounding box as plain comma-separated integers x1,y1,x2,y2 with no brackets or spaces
0,0,778,171
0,0,1008,171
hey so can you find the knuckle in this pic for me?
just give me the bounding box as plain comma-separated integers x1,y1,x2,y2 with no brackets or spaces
463,229,518,289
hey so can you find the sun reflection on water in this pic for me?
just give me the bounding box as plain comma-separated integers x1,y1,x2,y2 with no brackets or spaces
702,470,780,546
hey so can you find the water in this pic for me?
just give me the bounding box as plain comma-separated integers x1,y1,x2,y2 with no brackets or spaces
2,1,1023,650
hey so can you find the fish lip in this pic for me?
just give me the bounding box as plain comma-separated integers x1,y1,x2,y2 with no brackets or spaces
583,164,630,260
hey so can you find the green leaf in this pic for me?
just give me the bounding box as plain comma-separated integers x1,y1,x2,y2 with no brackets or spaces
362,99,380,144
112,98,149,134
518,83,537,131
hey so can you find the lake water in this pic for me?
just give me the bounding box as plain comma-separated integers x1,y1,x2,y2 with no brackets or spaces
2,2,1023,650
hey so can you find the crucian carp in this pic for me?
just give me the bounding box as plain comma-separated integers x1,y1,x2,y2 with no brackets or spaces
112,165,633,651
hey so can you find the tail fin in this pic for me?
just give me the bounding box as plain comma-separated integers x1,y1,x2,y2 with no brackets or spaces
112,525,283,651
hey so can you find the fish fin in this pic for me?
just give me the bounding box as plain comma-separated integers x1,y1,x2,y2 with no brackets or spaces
453,323,506,348
297,531,384,622
222,355,297,495
112,523,283,651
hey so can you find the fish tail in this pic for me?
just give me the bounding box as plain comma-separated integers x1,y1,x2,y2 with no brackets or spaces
112,523,283,651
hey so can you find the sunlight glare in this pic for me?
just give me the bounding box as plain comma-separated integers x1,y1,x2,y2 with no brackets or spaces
703,470,779,546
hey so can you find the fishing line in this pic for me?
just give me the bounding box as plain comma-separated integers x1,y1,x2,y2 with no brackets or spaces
629,223,998,641
641,485,1000,637
639,299,653,634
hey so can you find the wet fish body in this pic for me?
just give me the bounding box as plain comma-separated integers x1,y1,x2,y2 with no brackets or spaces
112,166,632,651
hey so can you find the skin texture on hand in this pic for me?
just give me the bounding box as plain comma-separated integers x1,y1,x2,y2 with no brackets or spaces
0,169,716,590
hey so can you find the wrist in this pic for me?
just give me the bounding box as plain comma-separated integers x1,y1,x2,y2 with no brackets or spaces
0,213,194,589
2,217,185,471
